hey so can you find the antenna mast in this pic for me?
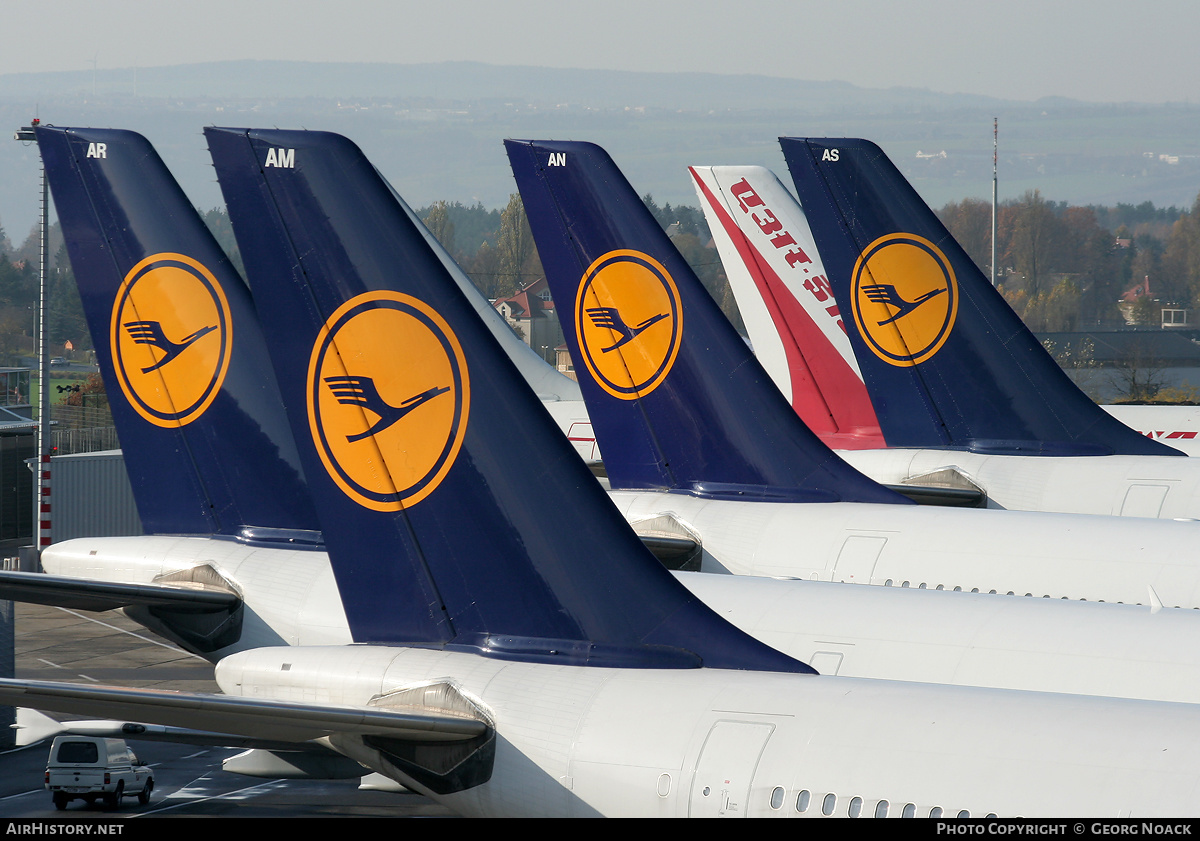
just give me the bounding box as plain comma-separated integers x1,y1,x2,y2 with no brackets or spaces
991,117,998,287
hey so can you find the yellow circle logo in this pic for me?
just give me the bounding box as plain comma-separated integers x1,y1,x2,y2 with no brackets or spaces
307,291,469,511
110,253,233,427
574,250,682,400
850,233,958,367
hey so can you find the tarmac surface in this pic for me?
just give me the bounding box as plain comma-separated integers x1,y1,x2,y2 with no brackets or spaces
0,602,455,820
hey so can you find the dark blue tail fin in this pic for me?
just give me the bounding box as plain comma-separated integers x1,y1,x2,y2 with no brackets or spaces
781,137,1180,457
35,127,321,538
206,127,807,672
505,140,906,504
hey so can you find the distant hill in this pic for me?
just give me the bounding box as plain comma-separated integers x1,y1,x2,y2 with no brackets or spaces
1,61,1198,242
0,60,1008,112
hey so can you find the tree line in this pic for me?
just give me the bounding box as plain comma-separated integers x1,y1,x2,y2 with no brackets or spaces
0,219,84,363
937,192,1199,331
3,187,1199,370
415,193,742,330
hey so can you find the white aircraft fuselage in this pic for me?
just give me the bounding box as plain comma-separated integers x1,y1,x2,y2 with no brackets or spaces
609,489,1200,606
837,447,1200,519
1102,404,1200,457
216,642,1200,817
42,533,1200,706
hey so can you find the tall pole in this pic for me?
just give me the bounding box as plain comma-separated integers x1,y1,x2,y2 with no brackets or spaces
37,145,50,554
2,120,45,748
992,117,998,287
13,121,50,558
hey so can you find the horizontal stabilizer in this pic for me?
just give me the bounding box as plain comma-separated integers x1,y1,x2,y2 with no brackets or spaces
61,720,346,754
0,678,488,745
0,569,239,612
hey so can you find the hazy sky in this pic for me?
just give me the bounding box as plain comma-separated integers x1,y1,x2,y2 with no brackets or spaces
2,0,1197,103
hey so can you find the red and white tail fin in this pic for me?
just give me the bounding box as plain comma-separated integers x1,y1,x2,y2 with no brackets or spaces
690,165,883,449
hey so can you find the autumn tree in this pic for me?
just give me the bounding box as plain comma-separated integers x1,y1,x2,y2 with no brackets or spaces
1163,195,1200,310
937,198,992,277
1004,190,1066,301
46,241,88,353
493,194,542,299
423,200,456,258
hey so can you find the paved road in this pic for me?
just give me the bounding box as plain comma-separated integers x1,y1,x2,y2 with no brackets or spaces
0,603,455,820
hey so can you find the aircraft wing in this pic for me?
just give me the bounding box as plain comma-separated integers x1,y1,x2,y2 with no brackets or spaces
0,570,241,613
0,679,489,745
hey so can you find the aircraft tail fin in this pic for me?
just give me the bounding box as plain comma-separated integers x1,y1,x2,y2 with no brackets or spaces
690,165,884,449
505,140,905,504
780,137,1180,456
206,126,808,672
34,126,321,538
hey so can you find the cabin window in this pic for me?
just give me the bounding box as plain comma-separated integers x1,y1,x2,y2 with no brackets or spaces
884,579,893,587
901,581,910,588
796,790,811,813
848,796,863,817
770,787,784,809
930,806,944,818
875,800,889,818
958,810,971,818
902,803,916,818
935,584,944,590
822,793,836,816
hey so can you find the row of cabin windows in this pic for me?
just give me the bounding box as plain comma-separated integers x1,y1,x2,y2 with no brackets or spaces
778,787,996,818
876,579,1186,609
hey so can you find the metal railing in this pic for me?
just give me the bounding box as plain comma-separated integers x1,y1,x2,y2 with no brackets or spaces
50,425,119,456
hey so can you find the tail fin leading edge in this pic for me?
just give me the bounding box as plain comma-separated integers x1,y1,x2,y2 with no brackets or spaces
35,126,321,537
208,127,808,672
506,139,906,504
781,137,1180,457
389,183,584,405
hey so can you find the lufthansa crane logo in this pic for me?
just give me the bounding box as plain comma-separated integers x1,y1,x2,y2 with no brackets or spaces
850,233,958,367
307,291,469,511
110,253,233,427
574,250,682,400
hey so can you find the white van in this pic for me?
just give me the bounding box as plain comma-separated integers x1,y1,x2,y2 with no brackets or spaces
44,735,154,810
